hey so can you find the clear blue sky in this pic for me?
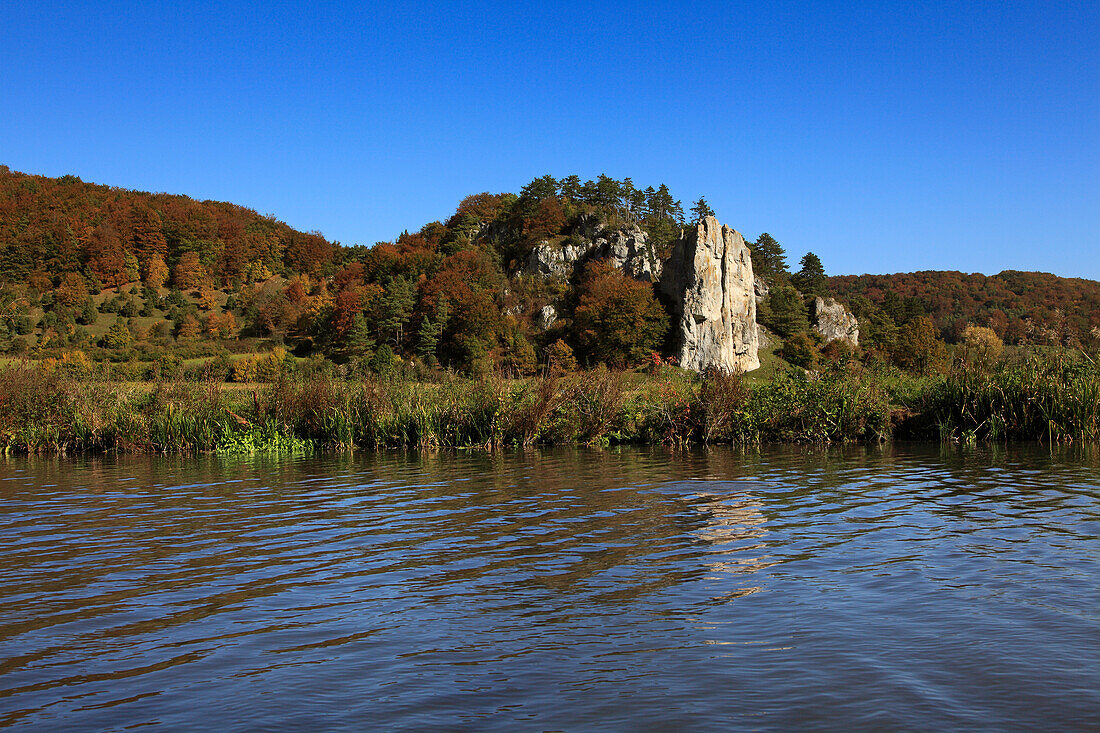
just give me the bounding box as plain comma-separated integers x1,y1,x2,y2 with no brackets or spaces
3,1,1098,279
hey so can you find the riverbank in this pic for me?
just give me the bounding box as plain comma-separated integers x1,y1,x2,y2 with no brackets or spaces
0,353,1096,453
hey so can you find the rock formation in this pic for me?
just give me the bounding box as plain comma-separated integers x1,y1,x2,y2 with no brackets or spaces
524,221,660,282
753,276,769,306
658,217,759,372
521,214,760,373
538,304,557,330
812,297,859,345
525,241,590,279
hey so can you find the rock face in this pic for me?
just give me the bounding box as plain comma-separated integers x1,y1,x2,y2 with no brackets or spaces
596,227,661,282
812,297,859,345
525,241,590,279
659,217,759,372
524,221,660,282
753,276,769,306
537,304,557,330
757,323,774,350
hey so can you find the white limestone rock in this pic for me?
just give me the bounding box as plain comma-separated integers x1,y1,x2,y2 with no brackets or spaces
753,276,770,306
538,304,557,330
658,216,759,372
812,296,860,346
525,240,590,279
595,226,662,282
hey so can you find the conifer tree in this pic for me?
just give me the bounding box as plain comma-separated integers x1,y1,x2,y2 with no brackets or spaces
104,319,133,349
760,284,810,338
379,275,416,348
792,252,826,297
558,175,582,200
750,233,788,280
344,313,375,360
691,197,714,221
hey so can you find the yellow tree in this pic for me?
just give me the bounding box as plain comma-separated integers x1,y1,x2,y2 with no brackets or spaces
961,325,1003,370
143,253,169,289
892,316,948,375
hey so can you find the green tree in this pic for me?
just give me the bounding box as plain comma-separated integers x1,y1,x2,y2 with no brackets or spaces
77,299,98,325
371,343,398,378
520,175,558,202
343,313,376,361
750,233,788,280
558,175,582,200
759,284,810,338
791,252,826,297
103,319,133,349
120,296,140,318
691,197,714,221
416,299,450,366
379,275,416,348
593,175,623,208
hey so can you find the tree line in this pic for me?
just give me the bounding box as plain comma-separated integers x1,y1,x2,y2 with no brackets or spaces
0,165,1096,378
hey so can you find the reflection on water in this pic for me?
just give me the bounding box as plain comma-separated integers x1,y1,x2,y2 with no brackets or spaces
0,444,1098,730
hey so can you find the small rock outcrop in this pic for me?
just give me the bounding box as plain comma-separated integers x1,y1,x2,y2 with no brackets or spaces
757,323,774,350
753,276,769,306
537,304,557,330
812,297,859,345
525,241,589,279
596,227,661,282
659,217,759,372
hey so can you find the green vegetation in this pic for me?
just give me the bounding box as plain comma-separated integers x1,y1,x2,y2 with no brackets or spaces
2,166,1097,381
0,166,1098,452
0,349,1096,454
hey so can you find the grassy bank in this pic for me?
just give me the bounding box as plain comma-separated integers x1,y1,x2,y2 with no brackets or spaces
0,353,1096,454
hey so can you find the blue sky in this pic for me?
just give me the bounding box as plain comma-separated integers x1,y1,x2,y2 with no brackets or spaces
3,1,1098,278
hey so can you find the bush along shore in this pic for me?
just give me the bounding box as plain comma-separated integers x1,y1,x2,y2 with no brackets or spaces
0,352,1097,454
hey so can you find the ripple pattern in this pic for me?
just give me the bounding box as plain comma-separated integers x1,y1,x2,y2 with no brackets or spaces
1,445,1098,730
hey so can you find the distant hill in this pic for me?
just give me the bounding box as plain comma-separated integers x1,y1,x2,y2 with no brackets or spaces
0,165,337,286
828,270,1100,344
2,165,1097,370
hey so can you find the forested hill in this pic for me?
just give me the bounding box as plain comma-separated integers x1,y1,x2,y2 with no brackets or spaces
0,165,337,285
829,270,1100,345
2,165,1097,371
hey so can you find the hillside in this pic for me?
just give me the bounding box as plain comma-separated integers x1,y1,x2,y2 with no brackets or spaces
829,270,1100,345
0,165,337,285
1,165,1097,379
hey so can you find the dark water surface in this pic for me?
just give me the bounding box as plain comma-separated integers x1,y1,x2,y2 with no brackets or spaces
1,445,1098,731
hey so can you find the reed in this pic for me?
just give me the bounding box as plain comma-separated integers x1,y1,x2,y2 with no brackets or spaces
0,352,1095,453
915,352,1100,442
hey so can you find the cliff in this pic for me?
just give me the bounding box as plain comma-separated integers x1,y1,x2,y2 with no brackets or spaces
659,217,760,372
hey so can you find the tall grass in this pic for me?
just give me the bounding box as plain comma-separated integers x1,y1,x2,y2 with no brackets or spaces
913,352,1100,443
0,352,1095,453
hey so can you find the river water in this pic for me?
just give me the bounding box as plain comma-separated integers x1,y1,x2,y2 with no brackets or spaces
0,445,1097,731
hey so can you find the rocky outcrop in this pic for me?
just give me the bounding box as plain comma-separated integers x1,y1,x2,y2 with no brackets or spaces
524,221,660,282
525,241,590,279
659,217,759,372
812,297,859,345
596,227,661,282
753,276,769,306
757,323,774,351
521,214,760,373
537,304,557,330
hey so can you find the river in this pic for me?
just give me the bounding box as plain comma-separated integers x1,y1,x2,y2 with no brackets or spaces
1,445,1097,730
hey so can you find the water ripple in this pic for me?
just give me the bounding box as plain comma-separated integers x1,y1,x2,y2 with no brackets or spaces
0,445,1098,730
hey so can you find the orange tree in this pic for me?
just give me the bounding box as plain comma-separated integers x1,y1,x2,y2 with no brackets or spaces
571,261,669,368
